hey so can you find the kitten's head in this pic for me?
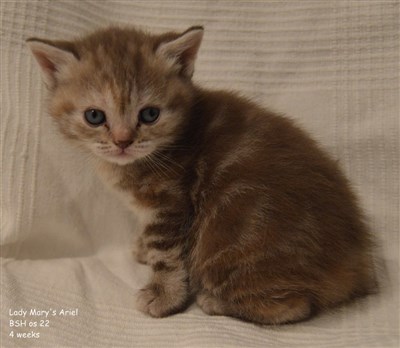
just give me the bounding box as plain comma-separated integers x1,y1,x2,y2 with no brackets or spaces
27,26,203,165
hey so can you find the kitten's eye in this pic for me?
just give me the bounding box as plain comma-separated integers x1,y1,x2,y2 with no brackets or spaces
84,109,106,126
139,107,160,124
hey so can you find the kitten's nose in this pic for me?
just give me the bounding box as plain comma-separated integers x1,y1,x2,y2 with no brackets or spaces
113,139,133,149
112,126,134,149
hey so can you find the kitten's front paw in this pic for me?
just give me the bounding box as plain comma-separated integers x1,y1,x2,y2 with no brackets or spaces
136,282,186,317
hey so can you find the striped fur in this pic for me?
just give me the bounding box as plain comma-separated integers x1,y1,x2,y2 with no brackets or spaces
28,26,375,324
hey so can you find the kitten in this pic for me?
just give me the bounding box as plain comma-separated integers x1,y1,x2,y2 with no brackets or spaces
27,26,375,325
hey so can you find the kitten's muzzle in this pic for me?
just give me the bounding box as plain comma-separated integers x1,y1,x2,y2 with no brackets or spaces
113,140,133,149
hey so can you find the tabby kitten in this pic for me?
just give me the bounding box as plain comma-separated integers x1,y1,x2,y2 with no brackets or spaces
27,26,374,324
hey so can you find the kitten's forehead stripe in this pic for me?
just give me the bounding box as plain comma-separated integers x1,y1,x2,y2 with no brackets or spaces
107,62,135,117
76,28,165,119
125,77,133,114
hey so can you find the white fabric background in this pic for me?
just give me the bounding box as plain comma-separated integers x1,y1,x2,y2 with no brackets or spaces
1,1,399,347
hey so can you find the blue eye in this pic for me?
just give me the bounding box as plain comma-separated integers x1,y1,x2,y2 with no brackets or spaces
84,109,106,126
139,107,160,124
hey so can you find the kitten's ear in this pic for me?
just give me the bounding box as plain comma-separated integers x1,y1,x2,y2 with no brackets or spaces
26,38,78,88
156,26,204,78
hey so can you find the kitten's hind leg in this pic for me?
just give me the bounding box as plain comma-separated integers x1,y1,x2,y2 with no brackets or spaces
196,290,226,315
197,290,312,325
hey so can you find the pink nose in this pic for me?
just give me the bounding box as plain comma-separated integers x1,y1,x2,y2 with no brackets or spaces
112,126,134,149
113,139,133,149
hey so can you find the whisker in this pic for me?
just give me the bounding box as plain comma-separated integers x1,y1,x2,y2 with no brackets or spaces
150,152,182,177
150,155,175,177
153,150,186,172
143,156,163,180
157,144,190,151
152,159,170,179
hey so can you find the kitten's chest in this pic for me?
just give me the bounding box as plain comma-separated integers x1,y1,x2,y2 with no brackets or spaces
97,164,157,228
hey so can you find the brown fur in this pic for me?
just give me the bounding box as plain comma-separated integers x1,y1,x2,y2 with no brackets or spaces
28,26,375,325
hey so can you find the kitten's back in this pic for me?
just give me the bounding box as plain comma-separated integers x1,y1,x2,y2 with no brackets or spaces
189,88,374,323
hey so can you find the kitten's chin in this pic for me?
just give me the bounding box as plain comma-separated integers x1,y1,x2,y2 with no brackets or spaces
96,151,140,166
104,155,137,166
